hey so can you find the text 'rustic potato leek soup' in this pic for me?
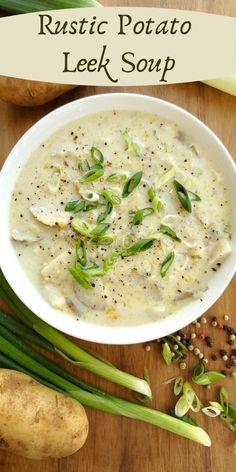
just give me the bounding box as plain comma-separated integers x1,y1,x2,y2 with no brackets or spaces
10,110,232,326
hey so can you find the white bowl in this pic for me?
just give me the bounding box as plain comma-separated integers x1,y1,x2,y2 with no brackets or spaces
0,93,236,344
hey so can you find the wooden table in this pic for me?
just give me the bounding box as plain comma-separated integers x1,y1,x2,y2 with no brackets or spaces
0,1,236,471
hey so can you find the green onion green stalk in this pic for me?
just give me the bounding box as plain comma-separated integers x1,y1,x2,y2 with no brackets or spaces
0,316,211,446
0,270,151,397
0,0,102,14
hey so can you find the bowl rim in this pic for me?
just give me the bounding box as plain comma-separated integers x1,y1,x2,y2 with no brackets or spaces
0,92,236,345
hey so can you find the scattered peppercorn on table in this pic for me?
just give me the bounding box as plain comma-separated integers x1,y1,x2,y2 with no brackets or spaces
0,0,236,471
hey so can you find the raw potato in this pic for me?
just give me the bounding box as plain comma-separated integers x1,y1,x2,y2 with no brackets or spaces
0,369,88,459
0,76,76,106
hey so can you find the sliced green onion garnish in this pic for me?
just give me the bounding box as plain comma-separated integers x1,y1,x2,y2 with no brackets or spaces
162,342,172,366
160,251,175,278
65,199,86,213
160,224,181,242
107,172,127,182
71,218,92,237
80,190,100,202
90,234,116,246
188,190,201,202
80,165,104,183
96,201,113,223
192,363,225,385
78,160,90,173
103,250,122,272
122,238,155,257
175,394,191,417
220,387,229,416
123,130,140,156
78,263,105,278
102,189,122,205
183,382,202,412
68,266,92,289
173,180,192,213
174,376,184,396
129,207,154,225
157,167,175,187
90,222,110,237
122,171,143,198
202,406,222,417
148,187,164,212
91,146,104,165
76,240,87,267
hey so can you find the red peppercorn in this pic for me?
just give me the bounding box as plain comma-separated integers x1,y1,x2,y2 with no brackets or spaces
230,354,236,360
218,323,224,330
198,333,205,340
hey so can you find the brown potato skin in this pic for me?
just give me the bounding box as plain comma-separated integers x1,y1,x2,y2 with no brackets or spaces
0,76,76,106
0,369,88,459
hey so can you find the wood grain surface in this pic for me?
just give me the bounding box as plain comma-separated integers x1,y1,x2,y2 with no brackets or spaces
0,1,236,471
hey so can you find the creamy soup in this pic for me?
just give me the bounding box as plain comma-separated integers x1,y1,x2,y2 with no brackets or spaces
10,110,232,326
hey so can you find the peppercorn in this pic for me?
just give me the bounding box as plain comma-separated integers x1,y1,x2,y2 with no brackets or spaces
221,370,227,376
228,327,236,334
229,334,235,341
219,349,227,357
191,332,196,339
211,321,217,327
230,355,236,360
188,345,194,351
228,340,235,346
145,345,151,352
211,354,217,361
179,362,186,370
194,348,200,356
212,316,217,321
196,322,201,328
205,336,213,347
198,353,204,360
218,323,224,330
222,355,228,361
198,333,205,340
200,317,207,324
223,315,229,321
202,358,208,365
223,324,229,331
232,349,236,356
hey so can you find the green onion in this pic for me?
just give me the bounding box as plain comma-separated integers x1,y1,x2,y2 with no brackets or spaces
90,234,116,246
65,199,86,213
80,165,104,183
175,395,191,417
77,264,104,278
71,218,92,237
91,146,104,165
0,271,152,397
122,171,143,198
220,387,229,416
134,368,151,405
148,187,164,212
174,376,184,396
0,327,210,446
162,342,172,366
101,189,122,205
78,160,91,173
202,406,222,417
68,266,92,289
159,224,181,242
169,335,188,351
183,382,202,412
169,408,198,426
76,240,87,267
103,251,121,272
96,202,113,224
0,0,102,14
107,172,127,183
123,130,140,156
129,207,154,225
173,180,192,213
160,251,175,278
188,191,201,202
122,238,155,257
90,222,110,237
228,404,236,420
192,363,225,385
157,167,175,187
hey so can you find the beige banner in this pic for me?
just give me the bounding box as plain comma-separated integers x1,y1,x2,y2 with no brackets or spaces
0,7,235,85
